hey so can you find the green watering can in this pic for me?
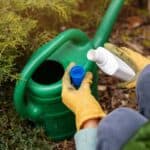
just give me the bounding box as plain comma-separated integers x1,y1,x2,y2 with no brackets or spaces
14,0,124,141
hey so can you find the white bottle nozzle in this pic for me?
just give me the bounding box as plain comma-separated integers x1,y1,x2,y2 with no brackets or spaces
87,49,106,64
87,47,136,81
87,50,96,61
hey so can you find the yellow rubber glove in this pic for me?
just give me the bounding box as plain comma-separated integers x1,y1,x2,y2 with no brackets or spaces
104,43,150,89
62,63,106,130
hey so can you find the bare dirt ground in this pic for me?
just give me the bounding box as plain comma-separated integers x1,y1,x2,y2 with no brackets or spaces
0,4,149,150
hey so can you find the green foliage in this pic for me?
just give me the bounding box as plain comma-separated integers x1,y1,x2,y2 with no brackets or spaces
0,0,108,84
0,10,36,83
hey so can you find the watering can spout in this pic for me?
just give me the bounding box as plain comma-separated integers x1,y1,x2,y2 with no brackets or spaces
92,0,124,48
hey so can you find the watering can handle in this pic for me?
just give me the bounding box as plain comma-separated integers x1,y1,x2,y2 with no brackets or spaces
93,0,124,47
14,29,89,117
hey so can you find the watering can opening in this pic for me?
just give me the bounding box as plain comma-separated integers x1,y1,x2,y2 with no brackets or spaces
32,60,64,85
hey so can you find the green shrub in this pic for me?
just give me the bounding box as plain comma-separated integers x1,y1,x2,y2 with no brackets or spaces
0,0,108,84
0,10,36,82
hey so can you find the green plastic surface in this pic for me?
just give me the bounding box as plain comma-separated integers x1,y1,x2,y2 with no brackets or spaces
14,0,124,141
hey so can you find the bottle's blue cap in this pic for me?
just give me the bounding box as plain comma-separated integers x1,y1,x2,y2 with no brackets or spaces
70,65,85,88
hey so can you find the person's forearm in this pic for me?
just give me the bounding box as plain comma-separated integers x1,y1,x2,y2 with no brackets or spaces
74,119,100,150
75,127,98,150
82,119,100,129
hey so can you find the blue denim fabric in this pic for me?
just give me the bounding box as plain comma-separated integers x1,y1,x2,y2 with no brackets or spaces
96,108,148,150
136,64,150,119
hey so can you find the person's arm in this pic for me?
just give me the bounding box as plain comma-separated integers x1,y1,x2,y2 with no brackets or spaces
82,119,100,129
74,119,99,150
61,63,106,150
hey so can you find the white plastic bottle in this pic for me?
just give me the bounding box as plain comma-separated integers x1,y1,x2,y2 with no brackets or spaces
87,47,135,81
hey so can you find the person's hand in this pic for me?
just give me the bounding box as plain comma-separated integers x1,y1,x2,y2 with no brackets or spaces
62,63,106,130
104,43,150,89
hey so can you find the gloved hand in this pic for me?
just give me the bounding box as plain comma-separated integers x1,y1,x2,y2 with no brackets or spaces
62,63,106,130
104,43,150,89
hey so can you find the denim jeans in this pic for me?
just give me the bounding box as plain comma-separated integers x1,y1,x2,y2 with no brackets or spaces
96,65,150,150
